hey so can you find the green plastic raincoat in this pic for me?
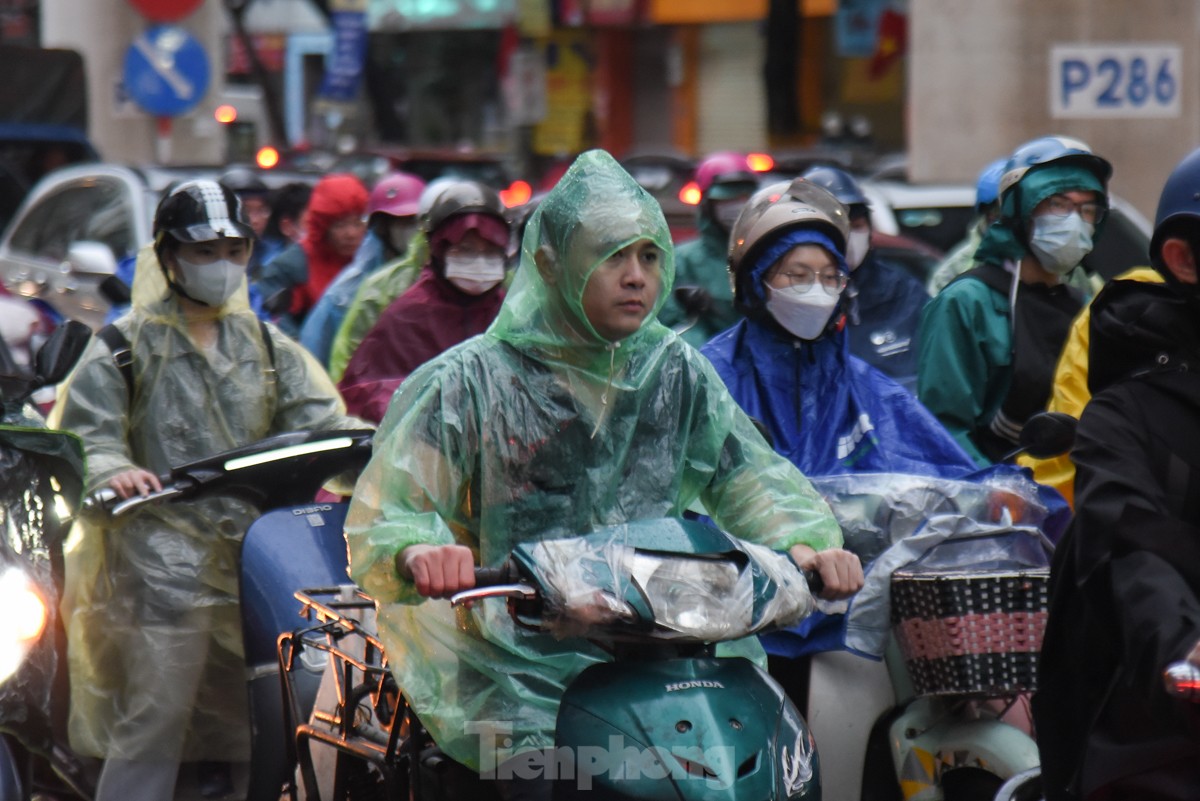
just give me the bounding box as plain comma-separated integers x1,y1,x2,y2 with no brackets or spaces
52,245,362,762
344,150,841,772
328,232,428,382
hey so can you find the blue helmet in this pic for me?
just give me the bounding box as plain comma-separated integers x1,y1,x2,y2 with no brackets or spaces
998,135,1112,200
1150,146,1200,292
975,157,1007,210
801,165,869,209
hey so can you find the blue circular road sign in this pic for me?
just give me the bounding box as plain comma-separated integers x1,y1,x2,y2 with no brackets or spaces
123,25,210,117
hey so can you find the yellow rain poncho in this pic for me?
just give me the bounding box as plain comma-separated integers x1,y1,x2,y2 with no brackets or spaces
52,245,362,762
344,150,841,771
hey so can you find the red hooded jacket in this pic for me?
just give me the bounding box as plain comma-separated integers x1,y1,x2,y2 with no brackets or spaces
292,173,368,316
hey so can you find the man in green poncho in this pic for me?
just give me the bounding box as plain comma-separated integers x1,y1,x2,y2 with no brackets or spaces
344,150,861,799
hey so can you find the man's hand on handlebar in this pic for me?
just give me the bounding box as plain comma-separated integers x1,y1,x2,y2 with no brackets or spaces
398,544,476,598
789,544,864,601
109,468,163,500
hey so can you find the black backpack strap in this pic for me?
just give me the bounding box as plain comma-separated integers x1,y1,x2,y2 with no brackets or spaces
96,324,134,401
953,260,1014,297
258,319,277,373
97,320,276,407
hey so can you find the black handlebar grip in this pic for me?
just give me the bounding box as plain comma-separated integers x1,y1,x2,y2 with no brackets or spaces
804,569,825,596
474,559,522,587
473,567,506,587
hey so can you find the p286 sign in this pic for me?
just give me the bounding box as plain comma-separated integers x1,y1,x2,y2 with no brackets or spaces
1050,44,1181,119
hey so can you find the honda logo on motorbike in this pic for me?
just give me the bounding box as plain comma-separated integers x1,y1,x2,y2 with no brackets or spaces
664,680,724,692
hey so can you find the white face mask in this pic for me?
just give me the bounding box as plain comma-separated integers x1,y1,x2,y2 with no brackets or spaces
386,219,418,254
1028,212,1094,275
845,229,871,271
711,199,745,231
444,254,506,295
174,257,246,306
765,282,842,341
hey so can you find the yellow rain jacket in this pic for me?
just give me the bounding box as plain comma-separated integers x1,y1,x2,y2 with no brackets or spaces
53,245,361,761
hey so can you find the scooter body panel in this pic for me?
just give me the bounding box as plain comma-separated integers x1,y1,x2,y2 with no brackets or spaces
555,656,820,800
888,697,1039,800
806,649,896,801
240,502,351,667
239,502,351,801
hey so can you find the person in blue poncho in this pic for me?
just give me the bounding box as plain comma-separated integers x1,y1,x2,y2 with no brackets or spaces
700,177,977,482
700,177,980,666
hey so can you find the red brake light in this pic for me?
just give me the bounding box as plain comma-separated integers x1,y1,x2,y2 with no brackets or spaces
500,180,532,208
679,181,702,205
214,105,238,124
746,153,774,172
256,146,280,169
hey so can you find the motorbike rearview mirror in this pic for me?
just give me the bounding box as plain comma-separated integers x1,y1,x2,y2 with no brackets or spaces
1017,411,1077,460
65,241,119,277
34,320,92,387
99,274,132,307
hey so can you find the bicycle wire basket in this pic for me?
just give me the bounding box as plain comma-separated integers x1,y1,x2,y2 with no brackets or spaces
890,567,1050,697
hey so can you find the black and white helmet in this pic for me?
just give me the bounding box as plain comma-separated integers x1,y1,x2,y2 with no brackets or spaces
154,180,256,245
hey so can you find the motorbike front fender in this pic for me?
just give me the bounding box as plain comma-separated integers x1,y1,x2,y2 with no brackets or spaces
888,698,1039,801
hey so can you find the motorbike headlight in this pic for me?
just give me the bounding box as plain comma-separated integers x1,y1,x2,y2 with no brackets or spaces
0,566,48,683
630,553,751,639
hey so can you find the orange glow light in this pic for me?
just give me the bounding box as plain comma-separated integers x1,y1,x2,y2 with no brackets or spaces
214,104,238,124
746,153,774,172
499,180,533,208
256,146,280,169
679,181,702,205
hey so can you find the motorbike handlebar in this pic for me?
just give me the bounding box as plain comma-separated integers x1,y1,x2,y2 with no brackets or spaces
474,560,521,587
1164,661,1200,701
81,484,186,517
804,568,825,597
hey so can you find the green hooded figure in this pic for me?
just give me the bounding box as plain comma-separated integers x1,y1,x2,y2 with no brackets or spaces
344,150,842,773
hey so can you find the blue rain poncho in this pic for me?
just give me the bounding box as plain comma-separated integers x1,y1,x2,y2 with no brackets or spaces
702,233,979,658
51,245,362,761
702,322,976,480
344,150,842,771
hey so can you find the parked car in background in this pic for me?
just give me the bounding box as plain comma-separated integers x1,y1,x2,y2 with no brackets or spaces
0,163,312,330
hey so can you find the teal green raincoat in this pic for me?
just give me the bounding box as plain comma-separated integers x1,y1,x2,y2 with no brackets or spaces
344,150,841,771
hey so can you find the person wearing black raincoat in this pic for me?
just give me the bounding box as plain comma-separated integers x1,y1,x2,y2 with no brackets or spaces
344,150,862,800
50,181,362,801
1034,147,1200,800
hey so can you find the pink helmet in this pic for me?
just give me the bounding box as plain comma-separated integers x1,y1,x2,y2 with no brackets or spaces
694,151,757,195
368,171,426,218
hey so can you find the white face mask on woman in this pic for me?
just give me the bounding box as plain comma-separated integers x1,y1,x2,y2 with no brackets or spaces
444,254,506,295
845,229,871,271
765,282,842,341
174,257,246,306
1028,213,1094,275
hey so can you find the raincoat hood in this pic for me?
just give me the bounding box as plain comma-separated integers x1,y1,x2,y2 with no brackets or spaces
975,163,1105,265
304,173,370,258
135,243,251,322
488,150,674,375
1088,277,1200,395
